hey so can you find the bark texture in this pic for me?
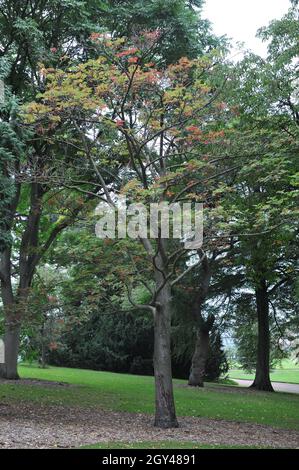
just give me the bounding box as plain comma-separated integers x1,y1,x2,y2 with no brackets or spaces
251,279,274,392
0,321,20,379
153,250,178,428
188,253,214,387
188,328,210,387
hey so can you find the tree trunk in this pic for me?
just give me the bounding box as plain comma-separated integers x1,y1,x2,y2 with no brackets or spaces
188,253,213,387
40,341,47,369
140,237,178,428
0,320,20,380
251,280,274,392
188,329,210,387
0,267,21,380
153,279,178,428
39,321,47,369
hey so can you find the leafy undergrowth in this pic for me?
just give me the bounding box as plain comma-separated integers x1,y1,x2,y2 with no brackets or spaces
0,363,298,431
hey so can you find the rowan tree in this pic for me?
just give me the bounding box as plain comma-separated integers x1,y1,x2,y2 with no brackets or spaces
25,34,231,427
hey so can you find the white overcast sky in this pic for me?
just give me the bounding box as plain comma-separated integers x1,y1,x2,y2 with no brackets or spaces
202,0,291,57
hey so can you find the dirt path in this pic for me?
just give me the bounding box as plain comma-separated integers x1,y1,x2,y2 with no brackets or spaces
235,379,299,394
0,401,298,449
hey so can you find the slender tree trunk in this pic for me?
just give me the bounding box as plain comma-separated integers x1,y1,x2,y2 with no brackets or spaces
39,322,47,368
153,275,178,428
140,237,178,428
40,342,47,369
251,280,274,392
40,353,46,368
188,329,210,387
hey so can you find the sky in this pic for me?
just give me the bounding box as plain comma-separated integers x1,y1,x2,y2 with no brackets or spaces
202,0,291,57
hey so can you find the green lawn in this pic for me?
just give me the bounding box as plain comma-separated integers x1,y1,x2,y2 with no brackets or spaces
228,359,299,384
0,363,298,432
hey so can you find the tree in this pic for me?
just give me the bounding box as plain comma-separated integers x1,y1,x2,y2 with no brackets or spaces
171,284,229,384
27,34,230,427
0,0,114,379
0,0,221,381
216,6,299,390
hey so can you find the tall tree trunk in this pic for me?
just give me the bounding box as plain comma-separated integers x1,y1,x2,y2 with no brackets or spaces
39,347,47,369
188,328,210,387
0,291,29,380
153,268,178,428
140,237,178,428
251,280,274,392
0,182,41,380
188,252,213,387
39,322,47,369
0,318,20,380
0,184,21,380
0,287,29,379
0,249,21,380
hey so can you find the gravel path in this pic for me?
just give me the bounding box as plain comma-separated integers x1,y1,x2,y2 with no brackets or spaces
0,401,298,449
235,379,299,394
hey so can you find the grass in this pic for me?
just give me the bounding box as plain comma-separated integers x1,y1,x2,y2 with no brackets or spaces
81,441,263,449
228,359,299,384
0,363,298,431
